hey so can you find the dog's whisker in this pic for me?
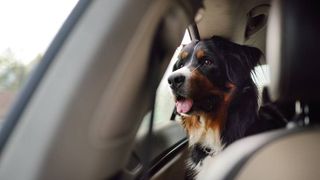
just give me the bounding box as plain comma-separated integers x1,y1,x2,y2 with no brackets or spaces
191,65,201,73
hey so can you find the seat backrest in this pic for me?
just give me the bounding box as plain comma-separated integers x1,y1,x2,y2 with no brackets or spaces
236,129,320,180
267,0,320,103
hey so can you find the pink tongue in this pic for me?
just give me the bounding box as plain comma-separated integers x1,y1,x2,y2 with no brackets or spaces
176,99,193,114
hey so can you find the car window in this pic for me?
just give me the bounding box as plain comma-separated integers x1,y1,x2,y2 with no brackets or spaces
154,31,191,124
137,31,191,136
252,64,270,104
0,0,78,129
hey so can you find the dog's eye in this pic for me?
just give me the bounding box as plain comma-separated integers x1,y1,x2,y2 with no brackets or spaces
204,59,212,65
179,64,184,68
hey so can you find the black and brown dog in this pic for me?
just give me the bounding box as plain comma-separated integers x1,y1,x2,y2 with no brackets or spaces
168,36,286,179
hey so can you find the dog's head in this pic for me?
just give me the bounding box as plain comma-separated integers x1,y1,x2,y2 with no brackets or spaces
168,36,262,116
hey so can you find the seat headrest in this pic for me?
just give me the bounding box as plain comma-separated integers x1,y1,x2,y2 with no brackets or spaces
267,0,320,103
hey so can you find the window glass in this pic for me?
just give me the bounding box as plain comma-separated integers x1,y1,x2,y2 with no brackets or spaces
154,31,191,124
0,0,78,126
252,64,270,104
137,31,191,136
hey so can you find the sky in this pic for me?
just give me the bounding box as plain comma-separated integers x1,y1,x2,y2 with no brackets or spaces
0,0,78,64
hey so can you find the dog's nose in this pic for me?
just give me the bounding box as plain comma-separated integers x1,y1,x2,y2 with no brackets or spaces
168,74,185,89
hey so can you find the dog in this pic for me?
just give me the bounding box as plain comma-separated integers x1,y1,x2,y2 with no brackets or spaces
168,36,286,179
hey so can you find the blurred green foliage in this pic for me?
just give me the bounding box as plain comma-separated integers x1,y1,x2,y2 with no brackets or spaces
0,49,42,91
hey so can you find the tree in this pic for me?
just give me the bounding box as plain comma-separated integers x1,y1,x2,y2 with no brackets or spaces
0,49,28,91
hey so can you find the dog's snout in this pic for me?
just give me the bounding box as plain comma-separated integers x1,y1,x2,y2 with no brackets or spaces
168,74,185,89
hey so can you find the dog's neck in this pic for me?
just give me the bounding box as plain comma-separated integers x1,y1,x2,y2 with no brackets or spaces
221,79,258,145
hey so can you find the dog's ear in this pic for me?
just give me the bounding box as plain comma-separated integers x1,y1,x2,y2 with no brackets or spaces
242,45,262,68
225,45,262,85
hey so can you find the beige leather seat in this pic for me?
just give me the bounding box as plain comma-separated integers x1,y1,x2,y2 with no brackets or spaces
237,129,320,180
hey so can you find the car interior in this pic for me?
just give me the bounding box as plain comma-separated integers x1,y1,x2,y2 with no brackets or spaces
0,0,319,180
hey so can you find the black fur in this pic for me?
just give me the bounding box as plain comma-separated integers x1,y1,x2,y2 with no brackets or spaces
206,36,262,145
190,144,214,165
221,79,259,145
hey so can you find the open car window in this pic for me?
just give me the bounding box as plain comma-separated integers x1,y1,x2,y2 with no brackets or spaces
137,30,191,135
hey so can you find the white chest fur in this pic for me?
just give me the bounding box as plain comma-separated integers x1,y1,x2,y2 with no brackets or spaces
184,115,224,152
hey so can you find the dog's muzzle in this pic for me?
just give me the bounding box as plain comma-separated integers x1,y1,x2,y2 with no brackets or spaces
168,73,185,90
168,67,194,114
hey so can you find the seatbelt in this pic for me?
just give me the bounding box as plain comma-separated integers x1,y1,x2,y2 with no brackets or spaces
170,107,177,121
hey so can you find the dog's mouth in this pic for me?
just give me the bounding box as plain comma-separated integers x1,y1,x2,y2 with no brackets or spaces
175,94,222,116
175,95,194,114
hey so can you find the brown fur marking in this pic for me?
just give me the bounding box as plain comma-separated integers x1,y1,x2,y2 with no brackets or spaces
204,82,236,132
181,115,201,134
196,49,205,59
179,51,189,60
189,70,223,97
